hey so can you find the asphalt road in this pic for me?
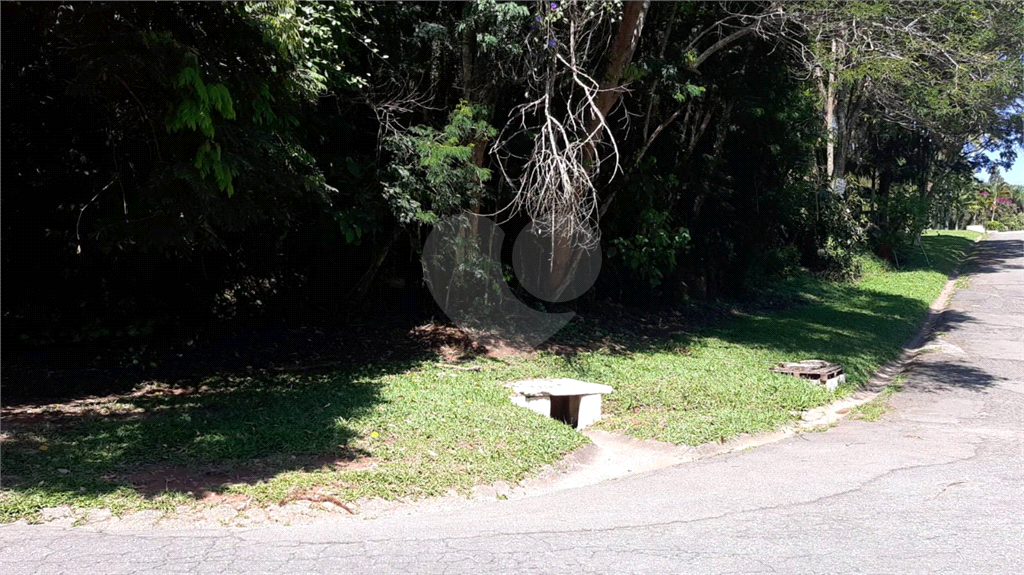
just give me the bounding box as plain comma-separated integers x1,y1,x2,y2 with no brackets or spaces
3,232,1022,575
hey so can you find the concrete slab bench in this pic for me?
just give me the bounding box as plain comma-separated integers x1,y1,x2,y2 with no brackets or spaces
509,378,613,430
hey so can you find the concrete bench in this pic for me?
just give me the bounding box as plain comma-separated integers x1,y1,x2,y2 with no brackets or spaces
509,378,613,430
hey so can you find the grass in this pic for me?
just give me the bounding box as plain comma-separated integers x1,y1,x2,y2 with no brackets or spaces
0,230,979,522
850,380,906,422
489,230,977,444
0,365,586,522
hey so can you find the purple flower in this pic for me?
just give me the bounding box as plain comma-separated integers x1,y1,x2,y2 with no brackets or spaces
981,191,990,197
550,2,558,10
535,15,542,22
548,38,556,47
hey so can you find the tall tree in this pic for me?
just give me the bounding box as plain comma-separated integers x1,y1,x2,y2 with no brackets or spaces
781,1,1024,189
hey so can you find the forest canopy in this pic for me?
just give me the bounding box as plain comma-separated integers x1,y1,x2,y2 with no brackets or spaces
3,0,1023,350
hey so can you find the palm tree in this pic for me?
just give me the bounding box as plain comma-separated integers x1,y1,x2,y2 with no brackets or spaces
967,186,988,225
977,180,1014,223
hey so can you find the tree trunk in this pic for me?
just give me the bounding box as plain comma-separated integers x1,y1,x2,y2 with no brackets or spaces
641,2,677,142
460,4,475,102
825,86,835,180
460,6,489,236
825,41,838,180
589,0,651,135
347,228,401,302
550,0,651,292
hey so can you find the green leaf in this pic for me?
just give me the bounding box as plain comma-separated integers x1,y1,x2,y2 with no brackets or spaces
346,157,361,178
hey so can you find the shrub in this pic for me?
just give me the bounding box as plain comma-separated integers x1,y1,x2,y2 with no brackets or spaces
986,220,1007,232
744,245,803,288
607,209,690,291
998,214,1024,231
854,252,891,279
818,237,864,282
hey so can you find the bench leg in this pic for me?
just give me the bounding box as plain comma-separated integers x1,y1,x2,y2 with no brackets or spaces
512,395,551,417
576,394,603,429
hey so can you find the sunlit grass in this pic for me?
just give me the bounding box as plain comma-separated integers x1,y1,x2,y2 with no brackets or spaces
491,230,978,444
850,379,906,422
0,365,586,522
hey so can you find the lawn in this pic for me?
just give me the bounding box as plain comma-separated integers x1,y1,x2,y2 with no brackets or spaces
0,230,979,522
489,230,980,444
0,364,586,522
589,229,980,442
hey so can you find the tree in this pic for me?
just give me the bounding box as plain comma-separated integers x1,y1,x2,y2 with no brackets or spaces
5,0,1022,351
979,169,1016,222
2,1,361,336
780,1,1024,190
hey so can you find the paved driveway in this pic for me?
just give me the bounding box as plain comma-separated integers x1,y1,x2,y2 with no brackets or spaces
3,232,1022,574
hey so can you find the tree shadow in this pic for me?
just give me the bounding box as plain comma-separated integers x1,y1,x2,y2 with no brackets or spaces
896,232,984,275
544,233,1004,397
2,312,449,407
901,358,1004,394
700,286,937,382
951,233,1022,276
0,360,416,505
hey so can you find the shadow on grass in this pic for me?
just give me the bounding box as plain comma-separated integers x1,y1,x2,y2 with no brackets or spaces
550,233,998,395
0,360,422,508
1,232,1005,512
896,231,983,275
713,232,997,387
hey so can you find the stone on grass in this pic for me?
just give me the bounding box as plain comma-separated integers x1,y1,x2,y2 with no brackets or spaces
770,360,846,392
40,506,74,521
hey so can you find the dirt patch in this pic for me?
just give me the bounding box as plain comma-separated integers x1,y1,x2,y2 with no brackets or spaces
408,323,542,360
1,411,63,428
282,487,356,514
408,323,487,361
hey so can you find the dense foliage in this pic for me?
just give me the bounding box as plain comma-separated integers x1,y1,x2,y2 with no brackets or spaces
3,1,1022,354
